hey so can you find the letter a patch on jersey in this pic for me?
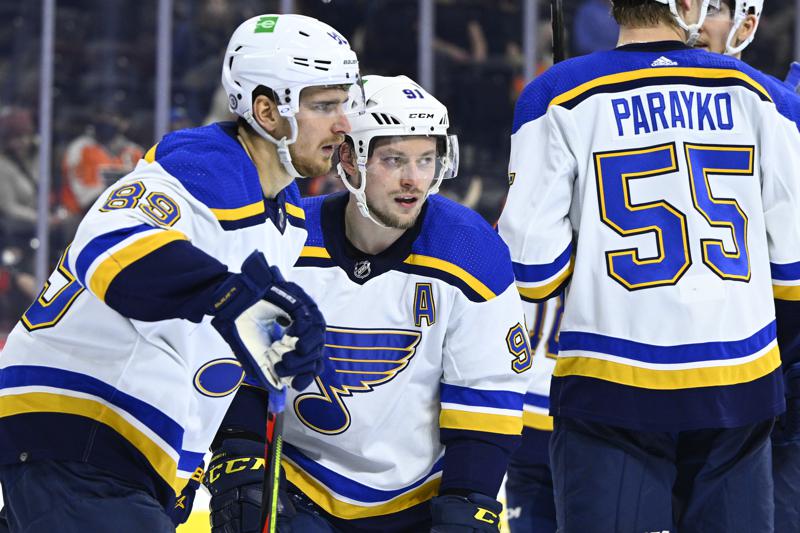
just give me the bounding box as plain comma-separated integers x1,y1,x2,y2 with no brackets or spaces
294,327,421,435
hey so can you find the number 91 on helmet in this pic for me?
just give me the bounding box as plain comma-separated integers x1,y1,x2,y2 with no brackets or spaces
337,75,459,227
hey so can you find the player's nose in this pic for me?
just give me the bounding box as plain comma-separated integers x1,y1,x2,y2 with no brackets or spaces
333,110,351,135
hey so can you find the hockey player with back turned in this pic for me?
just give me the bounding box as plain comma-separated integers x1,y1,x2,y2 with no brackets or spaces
505,3,800,532
0,13,365,533
694,3,800,531
202,75,534,533
498,0,800,531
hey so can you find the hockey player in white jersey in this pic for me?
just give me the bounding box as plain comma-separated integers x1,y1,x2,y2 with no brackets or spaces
508,3,800,532
0,14,365,533
498,0,800,531
503,296,561,533
695,3,800,530
201,75,533,533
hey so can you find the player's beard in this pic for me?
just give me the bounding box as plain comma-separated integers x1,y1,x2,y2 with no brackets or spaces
369,196,425,230
291,151,332,177
289,137,342,177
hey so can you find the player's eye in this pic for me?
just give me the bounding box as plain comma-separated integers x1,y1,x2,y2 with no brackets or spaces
310,102,338,113
417,157,435,168
382,156,405,168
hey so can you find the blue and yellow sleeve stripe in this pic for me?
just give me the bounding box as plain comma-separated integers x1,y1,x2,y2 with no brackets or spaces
143,143,158,163
401,254,500,303
439,383,523,435
513,244,573,302
285,201,306,229
554,321,780,390
296,245,334,268
74,224,188,302
522,392,553,431
208,201,265,222
772,261,800,301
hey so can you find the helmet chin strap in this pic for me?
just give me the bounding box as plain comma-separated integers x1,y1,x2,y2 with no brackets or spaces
338,159,389,228
339,157,451,227
667,0,712,46
243,111,305,179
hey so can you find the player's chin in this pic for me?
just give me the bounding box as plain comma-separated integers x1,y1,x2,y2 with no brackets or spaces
389,206,422,229
296,156,335,178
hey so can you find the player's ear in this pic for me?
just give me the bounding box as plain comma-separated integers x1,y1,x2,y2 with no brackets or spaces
252,94,288,138
678,0,695,17
736,14,758,46
339,142,356,175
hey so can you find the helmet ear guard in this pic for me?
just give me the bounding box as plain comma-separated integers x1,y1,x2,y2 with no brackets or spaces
650,0,718,45
723,0,763,55
336,75,459,227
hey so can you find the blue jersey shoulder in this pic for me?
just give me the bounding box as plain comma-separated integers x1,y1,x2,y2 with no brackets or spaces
299,194,326,248
152,122,262,211
412,195,514,300
513,46,789,132
283,181,306,229
786,62,800,93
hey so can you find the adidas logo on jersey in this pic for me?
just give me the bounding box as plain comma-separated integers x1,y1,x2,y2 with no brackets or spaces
651,56,678,67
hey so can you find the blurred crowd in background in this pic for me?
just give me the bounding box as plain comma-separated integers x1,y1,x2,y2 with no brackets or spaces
0,0,797,336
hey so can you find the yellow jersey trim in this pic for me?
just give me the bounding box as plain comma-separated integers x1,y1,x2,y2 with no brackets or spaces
209,201,265,221
89,230,188,301
282,458,440,519
516,259,574,300
0,392,184,496
143,144,158,163
301,246,332,259
549,67,772,108
404,254,496,301
522,411,554,431
774,284,800,301
553,344,780,390
439,409,523,435
285,202,306,220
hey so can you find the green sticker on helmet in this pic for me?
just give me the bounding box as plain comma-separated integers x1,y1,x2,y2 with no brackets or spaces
255,16,278,33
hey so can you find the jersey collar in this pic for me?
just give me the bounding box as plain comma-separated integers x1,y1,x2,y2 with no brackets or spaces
320,191,427,284
615,40,692,52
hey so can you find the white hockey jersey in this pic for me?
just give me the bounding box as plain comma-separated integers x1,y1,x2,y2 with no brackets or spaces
498,42,800,431
0,122,307,507
282,192,532,522
521,295,563,432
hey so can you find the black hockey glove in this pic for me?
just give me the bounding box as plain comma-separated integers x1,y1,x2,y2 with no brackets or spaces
204,438,265,533
430,492,502,532
210,251,326,391
775,363,800,444
166,463,205,526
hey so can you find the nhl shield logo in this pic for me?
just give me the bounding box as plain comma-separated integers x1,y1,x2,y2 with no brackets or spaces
354,260,371,279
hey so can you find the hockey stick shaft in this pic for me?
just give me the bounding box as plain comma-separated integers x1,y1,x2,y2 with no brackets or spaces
552,0,566,63
260,315,291,533
261,389,286,533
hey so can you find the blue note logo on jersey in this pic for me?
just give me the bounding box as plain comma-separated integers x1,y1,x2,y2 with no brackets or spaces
193,358,245,398
294,327,421,435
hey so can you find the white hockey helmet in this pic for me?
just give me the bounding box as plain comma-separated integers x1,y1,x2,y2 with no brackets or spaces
221,14,365,178
652,0,720,46
724,0,764,55
338,75,459,227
